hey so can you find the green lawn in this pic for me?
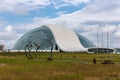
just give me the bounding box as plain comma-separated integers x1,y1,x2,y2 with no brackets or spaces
0,52,120,80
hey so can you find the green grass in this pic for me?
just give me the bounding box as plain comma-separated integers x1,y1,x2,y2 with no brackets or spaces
0,52,120,80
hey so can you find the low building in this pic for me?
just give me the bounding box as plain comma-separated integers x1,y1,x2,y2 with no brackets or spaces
88,48,114,53
114,48,120,54
0,44,5,51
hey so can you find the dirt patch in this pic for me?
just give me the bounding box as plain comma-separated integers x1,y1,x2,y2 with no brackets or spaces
84,77,101,80
0,63,7,67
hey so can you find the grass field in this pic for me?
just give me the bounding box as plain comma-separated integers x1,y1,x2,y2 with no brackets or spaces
0,52,120,80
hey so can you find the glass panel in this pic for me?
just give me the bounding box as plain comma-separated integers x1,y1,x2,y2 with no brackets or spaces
13,26,56,50
76,33,96,48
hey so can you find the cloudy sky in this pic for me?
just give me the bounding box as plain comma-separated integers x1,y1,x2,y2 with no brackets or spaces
0,0,120,49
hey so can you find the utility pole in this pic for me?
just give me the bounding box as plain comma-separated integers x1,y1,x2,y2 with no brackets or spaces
102,30,103,48
102,30,104,53
97,28,99,53
107,32,109,54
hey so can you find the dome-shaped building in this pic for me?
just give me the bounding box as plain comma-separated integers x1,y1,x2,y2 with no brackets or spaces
13,25,96,52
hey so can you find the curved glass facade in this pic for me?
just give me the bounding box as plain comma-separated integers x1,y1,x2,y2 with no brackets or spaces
13,26,56,50
77,33,96,48
13,26,96,51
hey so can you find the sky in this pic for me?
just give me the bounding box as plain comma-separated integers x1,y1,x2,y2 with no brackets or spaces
0,0,120,49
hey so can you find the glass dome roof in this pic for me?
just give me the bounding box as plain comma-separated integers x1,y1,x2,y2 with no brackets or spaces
13,26,96,51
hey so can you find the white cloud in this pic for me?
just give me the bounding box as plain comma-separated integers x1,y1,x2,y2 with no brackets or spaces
79,0,120,21
0,25,19,49
51,0,90,9
102,25,118,33
62,0,90,6
0,0,51,15
0,0,90,15
0,23,3,27
0,25,17,40
56,11,67,16
114,25,120,38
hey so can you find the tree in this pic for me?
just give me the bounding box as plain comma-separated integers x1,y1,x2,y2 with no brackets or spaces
46,36,54,61
33,42,40,58
44,31,54,60
49,40,53,60
26,41,33,59
24,45,27,57
47,40,54,61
